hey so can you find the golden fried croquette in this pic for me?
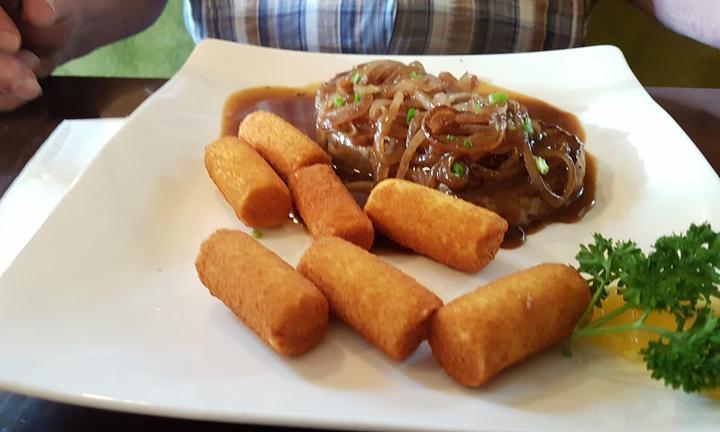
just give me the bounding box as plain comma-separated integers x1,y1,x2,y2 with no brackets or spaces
288,164,374,249
364,179,508,272
196,229,328,356
429,263,591,386
238,111,331,180
204,136,291,228
297,237,442,361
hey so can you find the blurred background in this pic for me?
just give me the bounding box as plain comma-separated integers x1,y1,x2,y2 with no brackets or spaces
54,0,720,87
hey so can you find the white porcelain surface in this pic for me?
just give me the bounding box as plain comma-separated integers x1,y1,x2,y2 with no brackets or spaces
0,119,124,275
0,40,718,431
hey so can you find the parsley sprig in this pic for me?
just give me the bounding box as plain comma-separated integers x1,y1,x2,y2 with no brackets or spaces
569,223,720,393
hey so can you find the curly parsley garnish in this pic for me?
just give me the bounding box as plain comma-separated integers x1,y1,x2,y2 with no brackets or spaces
568,223,720,393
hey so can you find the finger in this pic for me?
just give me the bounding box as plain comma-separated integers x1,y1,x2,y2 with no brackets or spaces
0,91,29,111
16,3,72,56
13,45,57,79
21,0,56,26
0,52,42,99
0,6,21,52
15,48,39,70
33,53,55,78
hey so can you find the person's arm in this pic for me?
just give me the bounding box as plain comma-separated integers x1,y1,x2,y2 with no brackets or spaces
0,0,167,111
630,0,720,50
18,0,168,74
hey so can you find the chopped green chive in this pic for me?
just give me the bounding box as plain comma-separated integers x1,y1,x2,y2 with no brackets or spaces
523,117,534,134
463,138,473,148
410,71,422,81
446,134,456,141
474,102,483,112
488,92,508,105
251,228,263,239
354,92,362,103
406,108,417,124
334,96,346,108
351,72,362,84
534,156,549,175
452,162,466,177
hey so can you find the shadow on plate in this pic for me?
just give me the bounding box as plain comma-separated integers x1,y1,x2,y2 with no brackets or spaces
281,321,385,389
396,344,634,413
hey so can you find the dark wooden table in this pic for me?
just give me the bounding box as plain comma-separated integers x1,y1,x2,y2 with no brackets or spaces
0,78,718,432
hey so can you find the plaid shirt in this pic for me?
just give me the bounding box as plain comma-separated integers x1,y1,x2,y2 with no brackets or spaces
184,0,597,54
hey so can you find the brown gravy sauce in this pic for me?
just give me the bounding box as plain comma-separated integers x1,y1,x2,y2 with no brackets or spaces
222,85,318,138
222,85,596,249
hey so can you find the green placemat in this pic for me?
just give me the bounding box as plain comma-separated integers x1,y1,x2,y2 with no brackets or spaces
54,0,193,78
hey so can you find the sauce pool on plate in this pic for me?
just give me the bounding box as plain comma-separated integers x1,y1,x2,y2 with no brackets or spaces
222,85,318,139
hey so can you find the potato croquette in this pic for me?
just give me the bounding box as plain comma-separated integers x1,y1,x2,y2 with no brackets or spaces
238,111,331,180
289,164,374,249
204,137,291,228
195,230,328,356
364,179,508,272
298,237,443,361
429,263,591,386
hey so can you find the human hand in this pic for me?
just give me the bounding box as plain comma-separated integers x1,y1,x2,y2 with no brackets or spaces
13,0,82,77
0,0,83,111
0,1,43,111
1,0,166,111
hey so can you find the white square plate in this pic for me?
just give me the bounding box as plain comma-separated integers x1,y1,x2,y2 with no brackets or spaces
1,40,718,431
